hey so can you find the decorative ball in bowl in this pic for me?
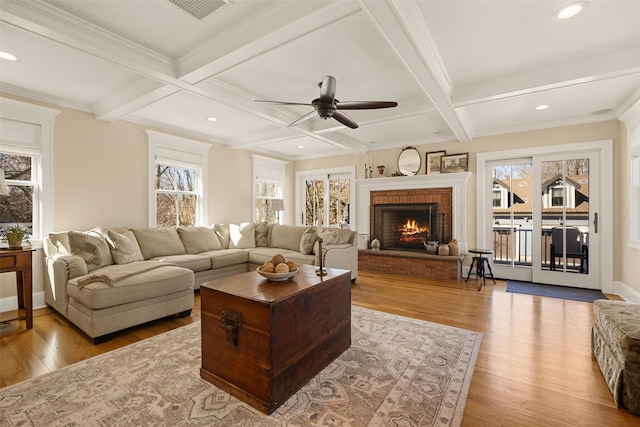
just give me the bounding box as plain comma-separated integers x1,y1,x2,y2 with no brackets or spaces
256,255,299,281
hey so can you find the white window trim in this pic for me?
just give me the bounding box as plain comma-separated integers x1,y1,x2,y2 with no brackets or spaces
295,166,356,228
252,155,288,223
146,130,211,227
620,97,640,249
0,97,60,245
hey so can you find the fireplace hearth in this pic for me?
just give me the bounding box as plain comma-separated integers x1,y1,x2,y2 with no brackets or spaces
374,203,439,252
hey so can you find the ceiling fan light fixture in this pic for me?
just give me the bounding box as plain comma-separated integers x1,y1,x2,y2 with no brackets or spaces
553,2,586,21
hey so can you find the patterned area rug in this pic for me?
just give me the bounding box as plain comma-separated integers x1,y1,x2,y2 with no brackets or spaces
0,306,482,426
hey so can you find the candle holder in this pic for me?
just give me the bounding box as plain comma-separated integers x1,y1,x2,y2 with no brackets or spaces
315,236,327,276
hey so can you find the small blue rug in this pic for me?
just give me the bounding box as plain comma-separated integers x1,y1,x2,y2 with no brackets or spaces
506,280,607,303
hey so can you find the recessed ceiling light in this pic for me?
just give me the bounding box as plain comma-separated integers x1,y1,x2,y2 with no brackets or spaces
535,104,550,111
297,145,304,149
206,116,218,122
0,51,17,61
553,2,586,21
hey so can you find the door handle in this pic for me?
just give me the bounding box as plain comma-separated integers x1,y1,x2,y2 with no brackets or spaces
594,212,598,234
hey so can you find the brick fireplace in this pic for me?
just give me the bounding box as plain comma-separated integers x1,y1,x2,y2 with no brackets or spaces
356,174,470,280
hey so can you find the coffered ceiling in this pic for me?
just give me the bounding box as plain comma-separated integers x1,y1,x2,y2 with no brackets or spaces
1,0,638,160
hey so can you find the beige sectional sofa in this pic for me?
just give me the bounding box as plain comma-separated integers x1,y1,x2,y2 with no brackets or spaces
43,222,357,343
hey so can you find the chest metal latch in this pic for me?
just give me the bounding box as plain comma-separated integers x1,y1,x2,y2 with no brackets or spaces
219,309,242,346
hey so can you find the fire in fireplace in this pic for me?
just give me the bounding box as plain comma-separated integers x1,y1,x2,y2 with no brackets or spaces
373,203,439,252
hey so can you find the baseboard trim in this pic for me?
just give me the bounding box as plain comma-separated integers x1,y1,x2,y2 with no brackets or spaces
0,291,46,312
612,281,640,303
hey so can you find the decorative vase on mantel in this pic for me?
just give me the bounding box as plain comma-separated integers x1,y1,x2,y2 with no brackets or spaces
448,239,460,256
377,165,385,176
438,244,449,256
424,241,438,255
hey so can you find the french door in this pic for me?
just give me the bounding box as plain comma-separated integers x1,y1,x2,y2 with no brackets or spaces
479,141,612,290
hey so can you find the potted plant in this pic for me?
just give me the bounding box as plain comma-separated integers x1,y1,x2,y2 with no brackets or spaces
1,224,31,249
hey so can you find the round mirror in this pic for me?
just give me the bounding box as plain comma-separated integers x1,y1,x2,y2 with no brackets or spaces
398,147,421,176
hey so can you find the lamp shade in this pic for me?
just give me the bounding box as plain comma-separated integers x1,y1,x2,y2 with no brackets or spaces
0,168,9,196
270,199,284,211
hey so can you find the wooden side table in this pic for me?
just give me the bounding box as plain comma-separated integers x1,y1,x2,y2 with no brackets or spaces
0,248,34,329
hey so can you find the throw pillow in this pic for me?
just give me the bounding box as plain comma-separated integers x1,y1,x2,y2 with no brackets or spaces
132,228,186,259
299,226,317,255
312,229,338,255
68,228,114,272
106,230,144,264
213,224,230,249
335,228,353,244
177,226,222,254
270,224,306,252
229,222,256,249
254,221,269,247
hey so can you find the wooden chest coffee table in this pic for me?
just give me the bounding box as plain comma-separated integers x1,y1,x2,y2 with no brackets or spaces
200,264,351,414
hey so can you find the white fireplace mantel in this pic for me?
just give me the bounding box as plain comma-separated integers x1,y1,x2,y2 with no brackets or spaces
356,172,471,249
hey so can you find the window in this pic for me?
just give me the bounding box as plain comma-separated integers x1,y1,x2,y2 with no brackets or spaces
0,98,60,243
155,164,198,227
253,155,287,224
146,131,210,227
551,186,564,207
296,166,356,229
492,189,502,207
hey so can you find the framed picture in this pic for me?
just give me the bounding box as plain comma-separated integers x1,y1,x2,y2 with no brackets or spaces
425,151,446,174
441,153,469,173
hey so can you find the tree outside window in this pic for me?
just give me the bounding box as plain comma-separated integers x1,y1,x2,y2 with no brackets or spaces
0,153,35,235
155,164,197,227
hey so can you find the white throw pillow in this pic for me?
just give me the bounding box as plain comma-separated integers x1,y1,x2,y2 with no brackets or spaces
229,222,256,249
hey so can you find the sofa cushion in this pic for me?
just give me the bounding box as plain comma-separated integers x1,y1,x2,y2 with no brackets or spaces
106,230,144,265
68,229,113,272
229,223,256,249
299,226,317,255
255,221,269,247
248,248,312,266
213,224,230,249
335,228,354,244
67,263,193,309
270,224,306,252
149,254,211,272
203,249,249,269
177,226,222,254
132,228,186,259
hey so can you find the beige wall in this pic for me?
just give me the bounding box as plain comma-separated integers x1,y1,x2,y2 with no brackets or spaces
296,120,638,295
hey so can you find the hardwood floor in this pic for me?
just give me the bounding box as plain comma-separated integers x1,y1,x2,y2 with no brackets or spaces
1,272,637,426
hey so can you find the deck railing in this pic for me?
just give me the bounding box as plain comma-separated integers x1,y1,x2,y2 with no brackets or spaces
492,227,587,271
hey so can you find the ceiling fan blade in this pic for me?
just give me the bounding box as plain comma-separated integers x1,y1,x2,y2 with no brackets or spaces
319,75,337,104
288,110,318,127
255,100,313,106
332,110,359,129
336,101,398,110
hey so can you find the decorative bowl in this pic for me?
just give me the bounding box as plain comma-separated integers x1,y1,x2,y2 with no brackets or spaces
256,265,299,281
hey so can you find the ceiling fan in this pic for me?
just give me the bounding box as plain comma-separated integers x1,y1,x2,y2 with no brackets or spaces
255,75,398,129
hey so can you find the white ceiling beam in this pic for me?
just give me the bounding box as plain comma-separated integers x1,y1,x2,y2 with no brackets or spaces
94,78,181,121
453,47,640,107
357,0,472,143
177,1,361,84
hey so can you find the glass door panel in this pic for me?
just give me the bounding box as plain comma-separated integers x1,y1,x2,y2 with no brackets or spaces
533,154,598,288
491,161,533,282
